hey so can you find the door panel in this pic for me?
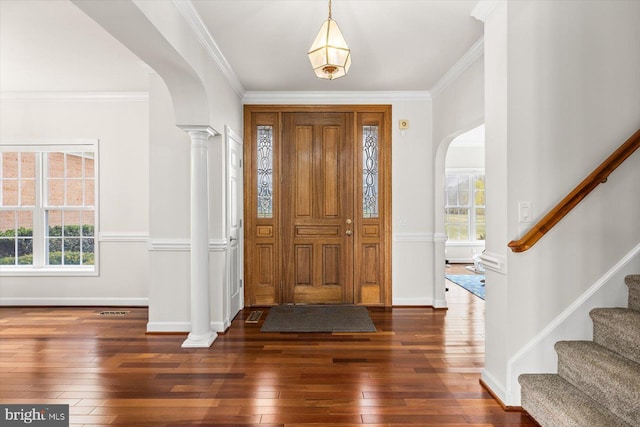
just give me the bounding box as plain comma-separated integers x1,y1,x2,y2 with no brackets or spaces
226,128,244,321
283,112,354,304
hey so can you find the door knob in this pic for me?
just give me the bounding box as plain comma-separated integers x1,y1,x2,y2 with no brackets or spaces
346,230,352,236
346,218,352,224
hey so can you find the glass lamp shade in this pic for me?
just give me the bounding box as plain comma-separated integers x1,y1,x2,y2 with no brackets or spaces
307,18,351,80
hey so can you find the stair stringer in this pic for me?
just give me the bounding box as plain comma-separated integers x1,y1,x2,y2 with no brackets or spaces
504,243,640,406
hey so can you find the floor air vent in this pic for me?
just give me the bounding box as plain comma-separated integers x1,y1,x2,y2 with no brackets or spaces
99,310,130,316
245,310,263,323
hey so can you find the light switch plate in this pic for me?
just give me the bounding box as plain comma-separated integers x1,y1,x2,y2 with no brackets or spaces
518,201,532,223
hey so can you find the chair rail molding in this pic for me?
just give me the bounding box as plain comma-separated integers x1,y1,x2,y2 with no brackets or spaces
99,232,148,242
148,238,229,252
478,251,507,275
393,232,435,242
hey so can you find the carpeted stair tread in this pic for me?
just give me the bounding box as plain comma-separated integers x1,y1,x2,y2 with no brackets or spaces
555,340,640,426
626,275,640,311
590,307,640,364
519,374,630,427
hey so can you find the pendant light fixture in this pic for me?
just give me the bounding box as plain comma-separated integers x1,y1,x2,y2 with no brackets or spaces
307,0,351,80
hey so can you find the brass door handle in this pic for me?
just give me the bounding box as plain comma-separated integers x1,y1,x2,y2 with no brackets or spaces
346,230,352,236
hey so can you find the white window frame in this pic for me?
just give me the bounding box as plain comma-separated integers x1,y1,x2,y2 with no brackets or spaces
0,139,99,276
444,168,485,243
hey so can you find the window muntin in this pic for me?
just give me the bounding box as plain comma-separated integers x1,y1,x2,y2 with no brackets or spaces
445,172,485,241
0,143,98,273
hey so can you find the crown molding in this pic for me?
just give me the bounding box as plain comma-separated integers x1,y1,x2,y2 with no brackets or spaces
430,36,484,99
172,0,245,97
242,91,432,105
471,1,501,23
0,92,149,102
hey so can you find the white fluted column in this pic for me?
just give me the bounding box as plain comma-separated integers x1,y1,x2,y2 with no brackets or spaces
179,125,218,348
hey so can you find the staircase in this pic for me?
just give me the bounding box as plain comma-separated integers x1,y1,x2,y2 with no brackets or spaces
519,275,640,427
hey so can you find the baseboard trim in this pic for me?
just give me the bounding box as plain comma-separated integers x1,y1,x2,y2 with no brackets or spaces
480,369,507,407
479,378,523,412
433,298,448,309
392,297,433,306
0,297,148,306
147,321,190,333
146,320,227,333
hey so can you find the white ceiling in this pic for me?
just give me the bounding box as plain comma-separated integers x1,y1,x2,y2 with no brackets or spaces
191,0,483,92
0,0,483,94
0,0,149,92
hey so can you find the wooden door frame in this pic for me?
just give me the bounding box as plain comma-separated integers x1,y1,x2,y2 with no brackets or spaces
243,104,392,307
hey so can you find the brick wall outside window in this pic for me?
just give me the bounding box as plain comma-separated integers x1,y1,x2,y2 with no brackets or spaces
1,152,95,231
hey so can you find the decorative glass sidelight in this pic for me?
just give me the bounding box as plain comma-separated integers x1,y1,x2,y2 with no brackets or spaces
362,125,379,218
257,126,273,218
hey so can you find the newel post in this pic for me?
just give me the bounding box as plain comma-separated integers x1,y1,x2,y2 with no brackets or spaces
179,125,218,348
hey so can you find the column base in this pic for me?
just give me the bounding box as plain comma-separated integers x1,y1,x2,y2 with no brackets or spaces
181,330,217,348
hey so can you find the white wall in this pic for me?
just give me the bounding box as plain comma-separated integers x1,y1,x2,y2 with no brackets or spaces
433,58,485,148
139,0,244,332
445,145,484,169
0,95,150,305
242,92,435,306
431,54,485,304
482,0,640,405
392,97,435,306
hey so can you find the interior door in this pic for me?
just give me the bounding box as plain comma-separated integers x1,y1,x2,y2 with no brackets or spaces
281,112,354,304
227,128,244,318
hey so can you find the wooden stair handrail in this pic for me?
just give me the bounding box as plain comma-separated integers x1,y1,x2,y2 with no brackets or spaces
508,128,640,253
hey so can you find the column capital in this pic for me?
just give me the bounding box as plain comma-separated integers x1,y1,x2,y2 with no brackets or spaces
178,125,220,138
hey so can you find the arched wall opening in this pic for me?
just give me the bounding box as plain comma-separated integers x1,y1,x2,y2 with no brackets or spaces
433,121,484,308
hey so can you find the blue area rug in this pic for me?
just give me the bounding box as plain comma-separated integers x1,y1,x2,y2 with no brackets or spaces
446,274,485,300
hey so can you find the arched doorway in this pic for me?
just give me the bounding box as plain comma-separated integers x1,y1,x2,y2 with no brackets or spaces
433,123,485,307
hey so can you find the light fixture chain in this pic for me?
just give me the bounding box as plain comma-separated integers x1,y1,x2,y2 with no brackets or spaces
328,0,332,20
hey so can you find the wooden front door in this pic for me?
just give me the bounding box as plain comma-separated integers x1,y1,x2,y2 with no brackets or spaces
281,112,354,304
244,105,392,307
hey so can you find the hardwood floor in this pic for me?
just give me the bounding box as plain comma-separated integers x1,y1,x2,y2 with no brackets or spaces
0,282,535,426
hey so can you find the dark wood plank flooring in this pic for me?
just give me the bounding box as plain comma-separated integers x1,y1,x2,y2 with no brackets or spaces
0,280,535,426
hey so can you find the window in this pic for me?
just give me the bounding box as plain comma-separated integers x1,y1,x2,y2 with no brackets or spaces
0,141,98,274
445,171,485,241
362,125,379,218
256,126,273,219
